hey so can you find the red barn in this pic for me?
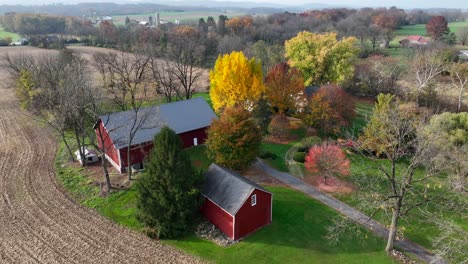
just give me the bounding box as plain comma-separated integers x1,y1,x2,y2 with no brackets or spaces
94,98,217,173
201,164,273,240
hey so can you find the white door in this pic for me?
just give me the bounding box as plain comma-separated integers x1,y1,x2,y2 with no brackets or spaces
193,137,198,146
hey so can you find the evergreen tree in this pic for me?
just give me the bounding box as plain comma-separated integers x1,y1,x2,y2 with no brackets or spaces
136,126,203,238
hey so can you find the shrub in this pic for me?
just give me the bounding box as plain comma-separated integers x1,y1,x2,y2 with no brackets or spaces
300,136,321,148
297,146,309,152
260,151,277,160
293,152,306,163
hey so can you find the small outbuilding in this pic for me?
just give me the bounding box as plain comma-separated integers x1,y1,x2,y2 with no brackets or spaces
201,164,273,240
75,147,99,165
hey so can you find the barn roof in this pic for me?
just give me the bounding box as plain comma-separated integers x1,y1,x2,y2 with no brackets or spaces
202,163,271,216
99,98,216,149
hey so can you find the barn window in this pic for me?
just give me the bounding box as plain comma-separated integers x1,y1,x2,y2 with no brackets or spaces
251,194,257,206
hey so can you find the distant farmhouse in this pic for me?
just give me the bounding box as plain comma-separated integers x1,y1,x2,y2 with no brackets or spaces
399,35,429,47
94,98,216,173
201,164,273,240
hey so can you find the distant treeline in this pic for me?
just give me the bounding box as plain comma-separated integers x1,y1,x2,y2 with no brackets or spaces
1,7,467,59
0,3,281,17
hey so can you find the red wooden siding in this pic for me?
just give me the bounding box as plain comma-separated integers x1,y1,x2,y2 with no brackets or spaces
96,122,120,170
178,127,209,148
234,189,272,240
119,142,154,172
95,124,210,173
201,199,234,239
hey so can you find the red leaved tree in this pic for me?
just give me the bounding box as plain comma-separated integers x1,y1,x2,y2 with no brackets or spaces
303,84,355,134
305,143,351,185
426,16,449,40
318,84,355,124
265,62,305,114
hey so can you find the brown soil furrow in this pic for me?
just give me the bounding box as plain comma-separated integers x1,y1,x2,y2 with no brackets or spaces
0,46,202,264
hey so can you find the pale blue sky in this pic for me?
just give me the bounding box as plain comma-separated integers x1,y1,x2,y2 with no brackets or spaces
0,0,466,9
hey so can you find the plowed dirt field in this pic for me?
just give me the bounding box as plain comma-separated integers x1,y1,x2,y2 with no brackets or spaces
0,46,201,264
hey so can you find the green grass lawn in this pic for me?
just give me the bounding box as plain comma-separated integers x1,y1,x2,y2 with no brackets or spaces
260,142,292,172
261,119,307,172
167,186,395,264
55,142,395,264
0,26,21,41
341,100,374,138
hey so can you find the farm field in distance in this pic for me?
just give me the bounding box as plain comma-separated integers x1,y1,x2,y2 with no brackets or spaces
111,11,251,25
0,25,21,41
395,21,468,36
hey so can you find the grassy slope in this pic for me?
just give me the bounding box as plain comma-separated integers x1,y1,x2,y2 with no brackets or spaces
167,186,395,264
340,153,468,251
0,26,21,41
341,100,374,139
340,100,467,251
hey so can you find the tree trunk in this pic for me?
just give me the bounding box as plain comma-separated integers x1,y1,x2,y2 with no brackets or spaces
61,133,75,162
127,145,132,181
458,86,463,113
385,204,400,252
101,154,112,194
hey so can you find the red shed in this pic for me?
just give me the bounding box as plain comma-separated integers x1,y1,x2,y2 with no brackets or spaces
201,164,273,240
94,98,217,173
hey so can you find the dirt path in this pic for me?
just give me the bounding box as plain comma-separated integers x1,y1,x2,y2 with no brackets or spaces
254,158,446,264
0,83,201,263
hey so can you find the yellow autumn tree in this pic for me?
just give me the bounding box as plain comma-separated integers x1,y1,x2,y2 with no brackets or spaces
285,31,358,86
210,51,265,113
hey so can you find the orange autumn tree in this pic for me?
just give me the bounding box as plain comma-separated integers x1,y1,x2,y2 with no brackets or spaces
206,107,262,170
303,85,355,134
210,51,265,113
305,143,350,185
265,62,305,114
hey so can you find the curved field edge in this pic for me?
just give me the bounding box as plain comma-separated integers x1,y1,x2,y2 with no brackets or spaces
55,141,396,264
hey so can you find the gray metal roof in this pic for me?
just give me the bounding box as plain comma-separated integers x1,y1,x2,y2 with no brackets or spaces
202,163,271,216
100,98,217,149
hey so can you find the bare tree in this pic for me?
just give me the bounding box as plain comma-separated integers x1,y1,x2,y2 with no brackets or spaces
354,55,404,96
165,27,205,100
149,57,179,102
88,88,116,193
357,94,451,253
93,51,151,111
4,51,82,161
450,62,468,112
457,27,468,46
406,48,448,104
368,25,383,53
93,50,159,180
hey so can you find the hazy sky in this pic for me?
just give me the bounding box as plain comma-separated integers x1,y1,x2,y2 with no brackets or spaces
0,0,465,9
